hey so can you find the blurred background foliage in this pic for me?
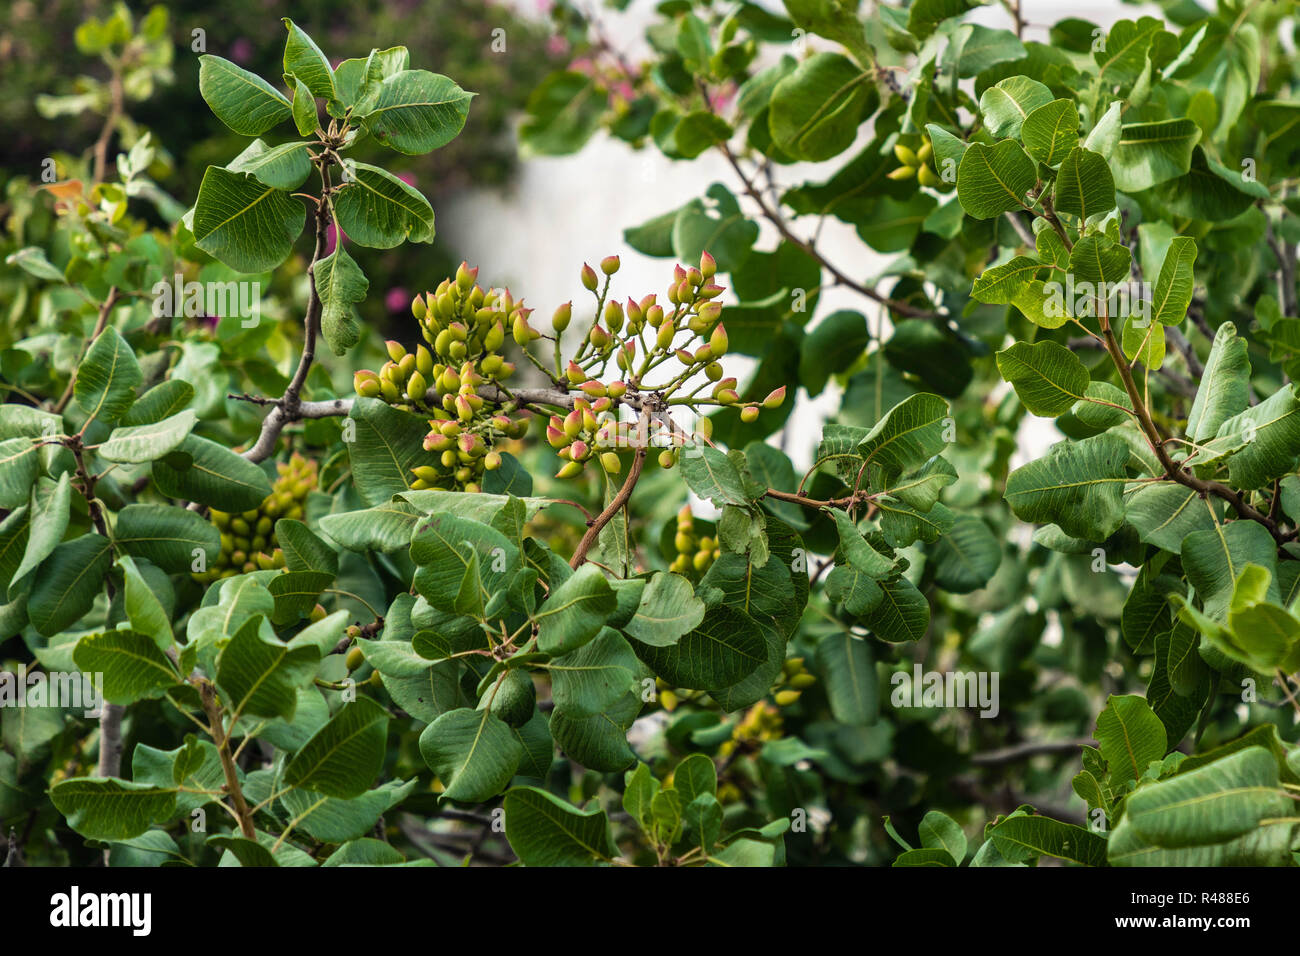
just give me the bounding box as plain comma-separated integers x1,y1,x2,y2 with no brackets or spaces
0,0,566,337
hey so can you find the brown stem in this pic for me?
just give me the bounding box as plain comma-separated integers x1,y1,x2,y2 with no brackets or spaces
571,446,647,569
1101,326,1283,540
717,142,941,320
91,69,124,185
242,160,334,464
53,287,121,415
970,737,1096,766
199,682,256,840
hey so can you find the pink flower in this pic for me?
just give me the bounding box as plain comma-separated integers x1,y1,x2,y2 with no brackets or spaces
386,287,410,313
546,34,569,57
230,38,253,64
396,172,417,187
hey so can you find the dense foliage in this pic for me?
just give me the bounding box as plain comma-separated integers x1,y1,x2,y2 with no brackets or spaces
3,0,1300,868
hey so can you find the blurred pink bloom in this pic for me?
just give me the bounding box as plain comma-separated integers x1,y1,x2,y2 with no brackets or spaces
386,287,410,313
325,223,346,256
546,34,569,57
396,172,417,186
230,38,253,64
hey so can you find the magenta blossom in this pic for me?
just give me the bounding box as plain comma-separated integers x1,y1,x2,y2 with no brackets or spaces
230,38,253,64
386,287,410,313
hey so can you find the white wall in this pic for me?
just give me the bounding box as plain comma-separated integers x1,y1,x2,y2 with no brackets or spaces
443,0,1158,470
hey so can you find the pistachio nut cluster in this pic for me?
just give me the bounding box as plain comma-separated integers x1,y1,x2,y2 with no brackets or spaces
772,656,816,707
718,701,784,760
352,262,536,492
888,137,943,188
668,504,718,576
196,452,318,582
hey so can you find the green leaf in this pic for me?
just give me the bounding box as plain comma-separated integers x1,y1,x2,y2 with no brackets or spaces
1053,147,1115,221
1210,384,1300,490
1181,520,1278,622
11,473,71,588
679,446,749,508
269,570,333,626
419,707,522,802
96,410,197,463
362,70,473,154
409,511,517,615
198,55,293,135
768,52,875,162
314,242,368,355
956,140,1036,219
671,183,759,274
1109,747,1295,866
504,786,615,865
282,19,335,100
1021,99,1077,167
519,72,604,157
971,256,1042,305
118,555,173,650
978,75,1053,138
192,166,305,273
0,439,41,508
114,503,221,573
1149,236,1196,326
549,690,640,772
226,138,312,191
814,631,876,724
907,0,980,39
283,697,390,799
50,778,177,841
857,392,951,483
1068,233,1131,285
919,810,967,864
290,76,318,136
1187,322,1250,443
930,515,1001,593
275,519,339,575
346,397,443,506
1124,482,1219,554
996,340,1089,416
623,571,705,647
334,161,435,248
1111,119,1199,192
1095,693,1167,787
990,815,1108,866
151,435,273,513
634,604,769,690
282,778,417,844
29,533,113,636
535,563,617,655
319,500,423,553
75,327,141,427
73,629,179,704
216,616,319,721
1004,433,1129,540
549,627,639,718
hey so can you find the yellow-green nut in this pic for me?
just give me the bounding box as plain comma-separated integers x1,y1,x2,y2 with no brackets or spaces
600,451,621,474
887,164,916,181
556,460,584,479
386,340,406,363
894,143,919,167
411,294,428,320
790,673,817,689
484,451,502,471
658,449,677,469
600,254,620,276
552,301,572,332
580,263,599,291
917,163,940,188
345,646,365,671
774,689,802,707
709,323,728,356
406,370,428,401
763,386,787,409
740,405,760,423
416,345,434,377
